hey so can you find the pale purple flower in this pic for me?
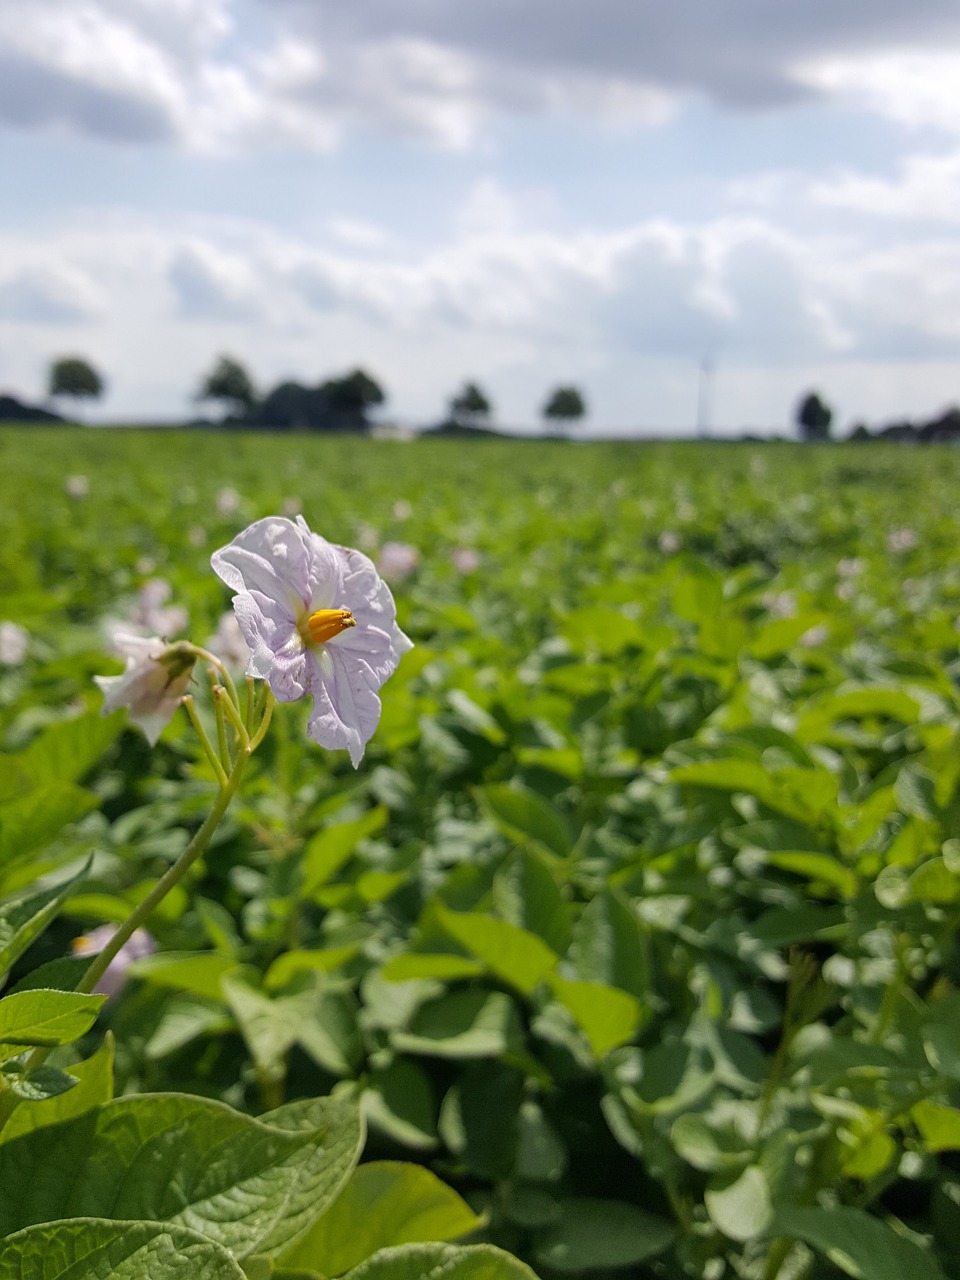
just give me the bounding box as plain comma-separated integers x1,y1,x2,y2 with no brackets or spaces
211,516,413,767
95,634,196,743
0,621,28,666
188,526,206,548
451,546,481,574
65,474,89,499
837,557,865,578
282,496,302,517
888,527,918,553
800,623,828,649
763,590,797,620
130,579,188,638
657,531,680,555
377,542,420,582
392,500,412,521
216,486,240,515
72,925,155,997
208,610,251,668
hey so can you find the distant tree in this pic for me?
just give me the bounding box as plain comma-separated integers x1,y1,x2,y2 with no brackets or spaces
48,356,104,417
796,391,833,442
253,381,319,430
449,381,492,427
849,422,871,443
317,368,385,432
542,385,586,430
195,355,257,421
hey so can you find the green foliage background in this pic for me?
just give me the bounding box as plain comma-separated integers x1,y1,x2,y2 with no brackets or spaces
2,428,960,1279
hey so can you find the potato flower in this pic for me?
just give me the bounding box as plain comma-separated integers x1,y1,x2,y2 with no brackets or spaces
211,516,413,766
95,633,196,743
72,925,155,997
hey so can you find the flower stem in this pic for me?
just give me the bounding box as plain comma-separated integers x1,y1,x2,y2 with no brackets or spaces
181,694,228,787
75,749,249,996
209,668,232,768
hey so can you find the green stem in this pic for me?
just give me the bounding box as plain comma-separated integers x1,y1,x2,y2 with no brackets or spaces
75,749,249,996
209,669,232,769
249,689,275,751
217,686,250,746
181,695,228,787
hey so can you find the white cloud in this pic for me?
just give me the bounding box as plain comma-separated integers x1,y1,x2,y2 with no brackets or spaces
11,0,960,153
2,199,957,428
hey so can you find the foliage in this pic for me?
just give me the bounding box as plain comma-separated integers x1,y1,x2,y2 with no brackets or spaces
195,355,258,420
542,386,586,425
47,358,104,406
251,369,386,432
797,391,832,442
2,430,960,1278
449,383,492,428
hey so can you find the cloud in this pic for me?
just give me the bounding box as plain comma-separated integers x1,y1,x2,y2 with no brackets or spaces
4,0,960,152
168,243,264,319
0,263,103,323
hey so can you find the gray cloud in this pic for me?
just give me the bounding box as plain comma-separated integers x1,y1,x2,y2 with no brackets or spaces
0,265,101,323
0,53,174,142
265,0,960,112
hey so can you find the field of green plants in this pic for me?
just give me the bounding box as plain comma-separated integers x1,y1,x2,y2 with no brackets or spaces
2,427,960,1280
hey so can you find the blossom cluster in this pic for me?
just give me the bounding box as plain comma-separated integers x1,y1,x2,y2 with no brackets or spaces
96,515,413,767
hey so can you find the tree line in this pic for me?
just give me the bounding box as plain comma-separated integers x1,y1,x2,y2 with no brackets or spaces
38,353,587,433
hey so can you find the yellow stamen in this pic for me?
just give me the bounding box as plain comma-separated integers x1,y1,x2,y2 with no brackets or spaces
306,608,356,645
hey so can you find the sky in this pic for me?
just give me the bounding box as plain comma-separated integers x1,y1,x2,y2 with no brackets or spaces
2,1,960,435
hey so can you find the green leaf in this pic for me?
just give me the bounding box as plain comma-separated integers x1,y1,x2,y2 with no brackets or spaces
776,1205,946,1280
570,889,647,998
280,1161,484,1275
0,784,99,872
705,1165,774,1242
18,710,124,786
670,1113,751,1173
764,852,858,899
546,974,643,1057
126,951,241,1001
264,945,363,991
493,851,572,954
223,974,362,1080
479,785,574,860
533,1198,675,1272
0,1218,246,1280
392,990,523,1060
439,1063,523,1181
363,1058,438,1151
0,858,92,984
0,1093,364,1259
301,807,388,898
433,904,558,995
380,954,486,982
912,1099,960,1152
0,989,105,1061
1,1035,114,1144
342,1243,539,1280
5,1064,78,1101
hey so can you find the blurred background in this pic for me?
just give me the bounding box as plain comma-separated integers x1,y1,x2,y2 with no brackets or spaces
1,0,959,436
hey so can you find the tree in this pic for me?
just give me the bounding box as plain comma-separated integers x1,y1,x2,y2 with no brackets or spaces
195,355,257,421
796,391,832,442
542,385,586,430
48,356,104,417
317,368,385,431
449,381,492,427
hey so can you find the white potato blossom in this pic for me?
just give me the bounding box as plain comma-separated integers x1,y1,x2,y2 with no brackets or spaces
451,547,481,574
64,474,89,499
0,621,29,665
377,542,420,581
95,634,196,744
888,527,918,553
216,487,241,515
72,925,155,997
212,516,413,767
